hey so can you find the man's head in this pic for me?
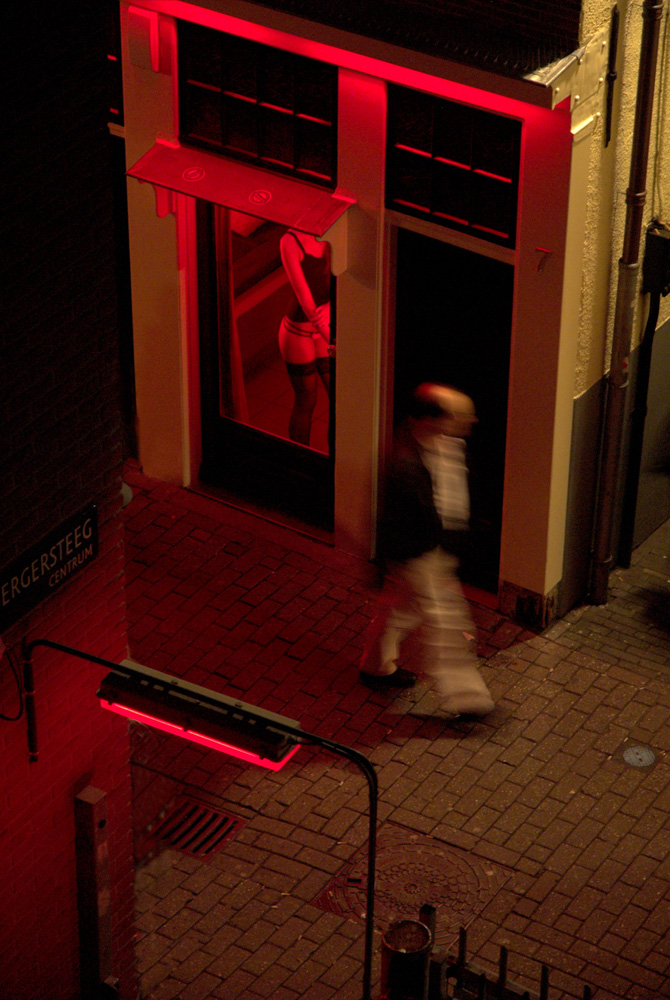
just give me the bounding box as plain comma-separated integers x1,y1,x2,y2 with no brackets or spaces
409,383,477,439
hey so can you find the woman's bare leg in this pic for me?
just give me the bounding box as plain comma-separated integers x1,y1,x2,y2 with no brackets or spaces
285,361,318,444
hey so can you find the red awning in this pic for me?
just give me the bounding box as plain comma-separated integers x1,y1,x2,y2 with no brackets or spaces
127,141,355,236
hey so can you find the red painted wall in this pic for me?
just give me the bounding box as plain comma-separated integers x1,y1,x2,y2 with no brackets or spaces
1,510,136,1000
1,1,137,996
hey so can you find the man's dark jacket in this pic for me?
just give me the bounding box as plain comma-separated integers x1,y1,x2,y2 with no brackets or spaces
377,422,469,566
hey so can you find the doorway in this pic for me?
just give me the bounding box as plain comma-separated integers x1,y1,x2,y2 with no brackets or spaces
197,202,336,530
394,228,514,594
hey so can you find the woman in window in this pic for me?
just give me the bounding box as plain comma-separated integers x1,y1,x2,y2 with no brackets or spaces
278,229,333,446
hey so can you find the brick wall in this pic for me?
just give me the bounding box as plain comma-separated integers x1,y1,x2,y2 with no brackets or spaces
1,2,136,997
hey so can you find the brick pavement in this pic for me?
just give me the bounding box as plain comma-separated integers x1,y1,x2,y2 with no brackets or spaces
123,463,670,1000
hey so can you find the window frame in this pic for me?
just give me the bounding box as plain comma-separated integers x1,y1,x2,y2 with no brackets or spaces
386,84,522,249
178,21,339,190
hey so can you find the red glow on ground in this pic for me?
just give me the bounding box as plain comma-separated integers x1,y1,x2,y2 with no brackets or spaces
100,699,300,771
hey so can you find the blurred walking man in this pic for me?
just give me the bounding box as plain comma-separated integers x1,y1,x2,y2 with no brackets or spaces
360,383,494,717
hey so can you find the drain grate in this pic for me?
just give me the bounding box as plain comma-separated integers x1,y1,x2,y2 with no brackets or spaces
148,796,246,859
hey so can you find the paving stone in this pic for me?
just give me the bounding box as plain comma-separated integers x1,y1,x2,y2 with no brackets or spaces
247,961,294,996
135,932,174,973
126,468,670,1000
281,958,331,994
149,976,188,1000
158,906,204,941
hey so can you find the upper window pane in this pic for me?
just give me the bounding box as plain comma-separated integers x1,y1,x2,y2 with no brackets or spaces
388,87,433,154
223,96,258,157
181,21,221,89
433,102,473,168
387,85,521,247
260,107,294,167
178,22,337,188
221,34,257,99
296,119,335,181
258,48,293,110
472,112,518,180
295,58,336,124
182,85,223,148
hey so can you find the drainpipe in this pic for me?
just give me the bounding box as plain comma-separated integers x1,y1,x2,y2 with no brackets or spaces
589,0,665,604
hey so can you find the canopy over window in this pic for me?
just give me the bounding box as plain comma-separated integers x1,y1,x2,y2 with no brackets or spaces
128,141,355,236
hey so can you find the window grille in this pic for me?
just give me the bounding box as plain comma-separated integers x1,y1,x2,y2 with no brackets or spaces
178,21,338,188
386,85,521,247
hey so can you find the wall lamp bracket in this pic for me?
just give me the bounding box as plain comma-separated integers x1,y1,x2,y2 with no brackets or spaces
22,638,134,764
21,639,378,1000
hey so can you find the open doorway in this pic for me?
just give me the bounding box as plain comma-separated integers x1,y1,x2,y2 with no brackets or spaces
394,228,514,594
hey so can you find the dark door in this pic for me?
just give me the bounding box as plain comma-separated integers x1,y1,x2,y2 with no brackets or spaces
198,202,335,530
394,228,514,593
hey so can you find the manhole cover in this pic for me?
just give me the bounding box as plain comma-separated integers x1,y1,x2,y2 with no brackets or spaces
612,739,659,771
623,746,656,768
313,824,512,948
144,796,246,859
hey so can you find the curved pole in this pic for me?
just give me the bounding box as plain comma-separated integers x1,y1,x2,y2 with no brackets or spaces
22,638,127,763
295,733,378,1000
21,640,379,1000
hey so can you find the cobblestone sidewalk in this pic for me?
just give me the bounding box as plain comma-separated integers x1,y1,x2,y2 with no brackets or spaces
124,465,670,1000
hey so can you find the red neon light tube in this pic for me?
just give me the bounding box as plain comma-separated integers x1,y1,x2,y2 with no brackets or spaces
100,699,300,771
473,168,513,183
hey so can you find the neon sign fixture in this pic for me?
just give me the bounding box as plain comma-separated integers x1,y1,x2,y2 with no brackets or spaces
99,698,299,770
21,638,379,1000
96,658,303,769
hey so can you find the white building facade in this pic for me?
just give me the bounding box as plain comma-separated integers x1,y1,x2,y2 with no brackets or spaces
116,0,670,624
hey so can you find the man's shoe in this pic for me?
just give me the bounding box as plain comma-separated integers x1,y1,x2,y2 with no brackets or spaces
440,693,494,717
360,667,416,689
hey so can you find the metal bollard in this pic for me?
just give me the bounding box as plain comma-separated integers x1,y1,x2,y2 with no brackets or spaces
381,919,432,1000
